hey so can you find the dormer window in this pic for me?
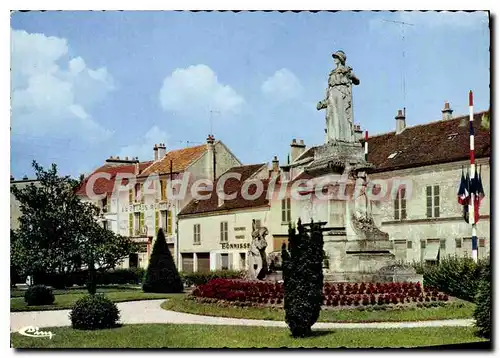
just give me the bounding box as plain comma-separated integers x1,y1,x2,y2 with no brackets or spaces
388,151,402,159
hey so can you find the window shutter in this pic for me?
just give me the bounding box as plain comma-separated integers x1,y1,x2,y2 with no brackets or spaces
155,211,159,233
228,253,233,270
129,189,133,203
106,195,111,212
140,212,145,232
161,180,166,201
140,183,145,203
129,213,134,236
287,198,291,222
167,210,172,235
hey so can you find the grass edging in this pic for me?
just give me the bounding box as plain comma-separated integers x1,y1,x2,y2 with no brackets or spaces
11,292,183,312
161,295,475,323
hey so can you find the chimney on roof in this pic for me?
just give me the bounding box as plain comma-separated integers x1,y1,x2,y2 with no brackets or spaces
290,138,306,163
442,102,454,120
272,156,279,172
157,143,166,158
206,134,216,182
395,109,406,135
10,175,14,181
23,175,28,181
153,144,159,161
354,124,363,142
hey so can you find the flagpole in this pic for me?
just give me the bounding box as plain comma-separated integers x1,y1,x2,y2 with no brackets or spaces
469,90,478,263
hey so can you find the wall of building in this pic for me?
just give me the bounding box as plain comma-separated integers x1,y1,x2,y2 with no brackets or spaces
10,180,40,230
370,158,491,262
178,207,271,272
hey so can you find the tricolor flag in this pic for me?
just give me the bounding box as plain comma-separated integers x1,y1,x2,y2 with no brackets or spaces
457,168,470,223
472,166,486,224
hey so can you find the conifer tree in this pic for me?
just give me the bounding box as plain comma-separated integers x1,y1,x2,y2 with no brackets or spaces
282,219,324,337
142,228,183,293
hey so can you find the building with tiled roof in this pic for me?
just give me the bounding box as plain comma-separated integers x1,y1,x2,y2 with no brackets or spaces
77,135,241,269
177,163,272,273
270,103,490,267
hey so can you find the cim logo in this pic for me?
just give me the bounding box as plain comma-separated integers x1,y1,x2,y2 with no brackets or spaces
18,326,55,339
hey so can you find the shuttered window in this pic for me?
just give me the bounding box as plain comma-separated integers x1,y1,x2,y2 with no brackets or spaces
155,211,159,233
129,189,134,204
167,210,172,235
281,198,291,223
193,224,201,244
455,238,462,248
220,221,228,242
160,179,167,201
426,186,440,218
129,213,134,236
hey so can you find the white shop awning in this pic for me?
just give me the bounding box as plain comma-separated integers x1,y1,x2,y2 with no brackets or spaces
424,241,440,261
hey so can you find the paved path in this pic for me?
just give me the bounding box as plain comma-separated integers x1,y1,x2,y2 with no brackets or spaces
10,299,474,332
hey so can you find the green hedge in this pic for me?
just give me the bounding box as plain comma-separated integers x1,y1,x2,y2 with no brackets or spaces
33,268,145,288
180,270,245,287
412,256,489,302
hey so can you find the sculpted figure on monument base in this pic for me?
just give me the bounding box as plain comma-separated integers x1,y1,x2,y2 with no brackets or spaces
317,50,360,143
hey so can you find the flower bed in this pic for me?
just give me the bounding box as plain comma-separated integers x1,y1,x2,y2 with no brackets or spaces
191,279,449,308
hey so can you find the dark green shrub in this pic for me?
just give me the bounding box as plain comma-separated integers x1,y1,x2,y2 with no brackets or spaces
143,229,183,293
181,270,245,287
282,219,324,337
24,285,55,306
474,262,491,339
70,294,120,330
412,256,489,302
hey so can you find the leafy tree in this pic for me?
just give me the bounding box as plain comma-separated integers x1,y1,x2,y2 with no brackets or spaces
143,228,183,293
11,161,136,293
282,219,324,337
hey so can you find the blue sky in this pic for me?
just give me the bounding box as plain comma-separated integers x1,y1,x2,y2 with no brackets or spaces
10,11,490,179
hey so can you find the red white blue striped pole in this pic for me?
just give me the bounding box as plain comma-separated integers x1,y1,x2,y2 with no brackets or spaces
469,90,478,262
364,131,368,161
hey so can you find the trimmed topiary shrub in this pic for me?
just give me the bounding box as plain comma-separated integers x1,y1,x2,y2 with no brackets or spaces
474,262,491,339
142,228,183,293
24,285,55,306
70,294,120,330
282,219,324,337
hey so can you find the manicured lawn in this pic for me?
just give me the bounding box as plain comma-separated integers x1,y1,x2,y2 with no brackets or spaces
10,324,487,348
161,296,475,323
11,290,184,312
11,285,141,298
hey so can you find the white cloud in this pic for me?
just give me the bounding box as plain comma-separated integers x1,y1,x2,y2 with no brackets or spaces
159,64,245,116
261,68,303,102
11,29,115,144
118,125,168,162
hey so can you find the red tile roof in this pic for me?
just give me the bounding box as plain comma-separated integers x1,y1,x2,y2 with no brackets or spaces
140,144,207,177
179,164,269,216
367,111,490,173
76,161,152,197
289,111,490,177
